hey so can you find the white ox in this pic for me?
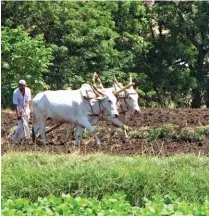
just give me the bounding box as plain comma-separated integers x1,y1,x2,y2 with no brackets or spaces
32,84,125,145
107,79,140,143
65,76,140,145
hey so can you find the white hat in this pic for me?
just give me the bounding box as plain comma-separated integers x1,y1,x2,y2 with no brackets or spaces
19,80,26,85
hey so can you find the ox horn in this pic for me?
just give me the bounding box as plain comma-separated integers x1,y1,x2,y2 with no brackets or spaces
93,72,104,89
130,73,133,84
92,84,104,96
92,72,104,96
113,75,117,86
114,83,134,96
92,72,98,84
114,75,124,89
114,75,119,84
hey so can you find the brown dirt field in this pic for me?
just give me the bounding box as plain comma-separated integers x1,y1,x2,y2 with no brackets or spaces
1,108,209,156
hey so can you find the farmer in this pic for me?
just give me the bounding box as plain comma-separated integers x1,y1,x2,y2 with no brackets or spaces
12,80,31,143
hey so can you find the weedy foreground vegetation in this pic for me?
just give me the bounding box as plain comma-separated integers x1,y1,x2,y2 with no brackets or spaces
2,152,209,215
129,124,209,142
82,124,209,143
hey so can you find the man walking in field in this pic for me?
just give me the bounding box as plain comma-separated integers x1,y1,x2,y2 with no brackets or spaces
12,80,31,143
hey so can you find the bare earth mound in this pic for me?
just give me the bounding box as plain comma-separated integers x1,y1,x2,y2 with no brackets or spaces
2,108,209,156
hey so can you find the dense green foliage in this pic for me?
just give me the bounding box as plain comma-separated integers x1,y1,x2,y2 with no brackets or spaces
1,26,53,107
2,153,209,206
2,193,209,216
2,1,209,108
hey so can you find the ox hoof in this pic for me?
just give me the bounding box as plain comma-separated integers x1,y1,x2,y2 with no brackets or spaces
73,141,80,147
73,143,79,147
94,144,101,149
28,140,33,145
94,140,101,145
93,141,101,146
122,138,127,144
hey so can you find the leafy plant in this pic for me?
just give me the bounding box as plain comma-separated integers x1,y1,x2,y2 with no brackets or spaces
2,193,140,215
146,124,176,141
129,129,148,139
177,127,204,142
196,126,209,137
140,194,209,216
2,193,209,216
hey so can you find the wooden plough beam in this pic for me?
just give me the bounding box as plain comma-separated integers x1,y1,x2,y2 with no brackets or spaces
36,123,63,139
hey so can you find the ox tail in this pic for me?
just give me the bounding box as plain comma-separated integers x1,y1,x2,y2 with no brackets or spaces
32,112,36,143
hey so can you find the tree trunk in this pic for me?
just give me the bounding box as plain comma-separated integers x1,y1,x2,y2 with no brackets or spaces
206,88,209,108
191,48,206,108
206,100,209,108
191,89,201,108
153,86,164,107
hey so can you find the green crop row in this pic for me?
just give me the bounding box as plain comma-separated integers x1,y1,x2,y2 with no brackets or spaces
2,193,209,216
129,124,209,142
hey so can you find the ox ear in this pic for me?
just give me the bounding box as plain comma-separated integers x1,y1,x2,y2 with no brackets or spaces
114,76,123,89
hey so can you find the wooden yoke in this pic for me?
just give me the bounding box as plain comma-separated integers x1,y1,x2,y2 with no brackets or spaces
114,83,134,96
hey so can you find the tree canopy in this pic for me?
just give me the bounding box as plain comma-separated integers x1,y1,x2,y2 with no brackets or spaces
2,1,209,108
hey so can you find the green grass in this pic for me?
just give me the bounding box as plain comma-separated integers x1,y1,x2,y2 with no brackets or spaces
2,193,209,216
2,152,209,206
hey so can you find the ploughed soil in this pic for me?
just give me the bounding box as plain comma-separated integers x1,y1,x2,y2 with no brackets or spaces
1,108,209,156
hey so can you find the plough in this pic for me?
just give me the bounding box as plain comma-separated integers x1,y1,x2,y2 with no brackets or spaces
36,123,64,139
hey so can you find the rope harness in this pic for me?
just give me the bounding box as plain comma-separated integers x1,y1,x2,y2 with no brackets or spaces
84,85,137,119
117,93,137,115
84,88,110,118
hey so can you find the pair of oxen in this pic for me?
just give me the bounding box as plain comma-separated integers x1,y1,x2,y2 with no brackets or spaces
32,73,140,145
